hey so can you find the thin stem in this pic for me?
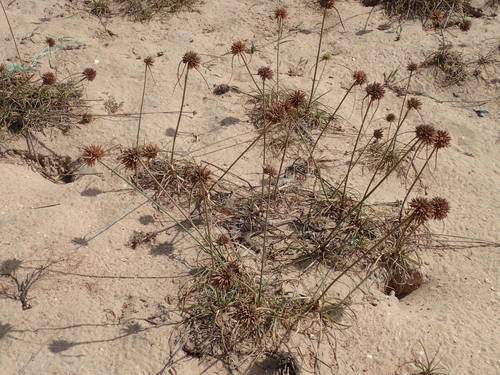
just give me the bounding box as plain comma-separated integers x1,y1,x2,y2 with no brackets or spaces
257,173,273,305
276,18,282,91
240,54,262,95
261,79,267,198
307,8,327,111
392,71,413,150
273,124,293,197
311,81,356,155
398,148,436,220
1,0,21,62
135,64,149,149
341,98,374,204
170,67,189,163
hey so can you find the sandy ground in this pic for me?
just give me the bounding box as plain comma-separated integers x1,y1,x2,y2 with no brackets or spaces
1,0,499,374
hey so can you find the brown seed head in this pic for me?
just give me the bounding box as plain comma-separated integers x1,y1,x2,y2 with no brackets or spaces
407,62,418,72
353,71,367,85
409,197,433,224
319,0,335,9
46,37,56,47
236,304,260,328
263,164,277,177
415,124,436,146
210,262,240,290
182,51,201,70
430,197,450,220
274,7,288,20
257,66,273,81
81,113,93,124
82,145,105,166
433,129,451,149
373,128,384,140
230,41,246,56
189,165,211,185
429,9,445,23
42,72,57,85
0,63,7,75
141,144,159,159
459,20,471,32
385,113,396,122
216,234,231,246
265,101,291,123
82,68,97,82
287,90,307,108
144,56,155,66
407,97,422,110
119,148,141,170
321,53,333,62
366,82,385,100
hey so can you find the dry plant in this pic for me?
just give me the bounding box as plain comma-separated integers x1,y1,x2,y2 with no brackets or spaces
411,343,449,375
76,0,456,370
90,0,198,21
422,44,468,85
381,0,470,25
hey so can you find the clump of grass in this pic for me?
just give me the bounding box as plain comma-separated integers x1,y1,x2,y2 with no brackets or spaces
115,0,197,21
412,343,448,375
0,70,89,137
381,0,469,24
422,44,468,85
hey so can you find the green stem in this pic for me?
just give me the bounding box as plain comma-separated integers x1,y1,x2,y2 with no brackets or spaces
135,64,148,149
241,54,262,95
307,8,327,111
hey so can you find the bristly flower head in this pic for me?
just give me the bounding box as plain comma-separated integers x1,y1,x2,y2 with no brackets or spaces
319,0,335,9
385,113,396,122
373,128,384,140
353,71,367,85
182,51,201,70
144,56,155,67
409,197,433,224
46,37,56,47
265,101,290,124
274,7,288,20
429,9,445,23
459,20,471,32
430,197,450,220
82,68,97,81
433,129,451,149
82,145,105,166
141,144,159,159
415,124,436,146
366,82,385,100
287,90,306,108
321,53,332,62
81,113,93,124
119,148,141,170
407,62,418,72
42,72,57,85
257,66,273,81
263,164,277,176
189,165,211,186
230,41,246,56
407,97,422,110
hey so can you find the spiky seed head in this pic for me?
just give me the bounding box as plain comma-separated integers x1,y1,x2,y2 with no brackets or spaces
144,56,155,66
263,164,277,176
210,262,240,290
373,128,383,140
230,41,246,56
366,82,385,100
274,7,288,20
82,145,105,166
407,97,422,110
433,130,451,149
119,148,141,170
459,20,471,32
429,9,445,22
82,68,97,81
182,51,201,70
42,72,57,85
190,165,211,185
409,197,433,224
236,304,260,329
430,197,449,220
319,0,335,9
415,124,436,146
321,53,332,61
265,101,290,123
407,62,418,72
288,90,306,108
81,113,93,124
216,234,231,246
141,144,159,159
385,113,396,122
46,37,56,47
0,63,7,75
257,66,273,81
353,71,367,85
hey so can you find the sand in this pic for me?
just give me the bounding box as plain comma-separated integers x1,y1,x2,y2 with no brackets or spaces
1,0,499,374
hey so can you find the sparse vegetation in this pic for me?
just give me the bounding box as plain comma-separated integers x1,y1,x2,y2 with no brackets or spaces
89,0,198,21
